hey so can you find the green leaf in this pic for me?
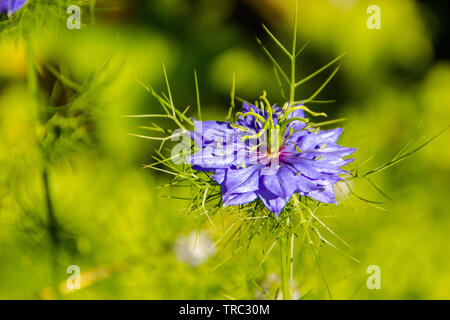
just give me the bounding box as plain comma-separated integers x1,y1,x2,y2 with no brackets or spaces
295,52,346,87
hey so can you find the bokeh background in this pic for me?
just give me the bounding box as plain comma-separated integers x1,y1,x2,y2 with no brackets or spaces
0,0,449,299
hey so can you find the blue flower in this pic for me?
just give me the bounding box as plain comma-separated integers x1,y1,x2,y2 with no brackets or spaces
0,0,27,14
187,102,355,216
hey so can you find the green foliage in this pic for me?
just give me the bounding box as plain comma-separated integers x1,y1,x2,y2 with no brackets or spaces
0,0,448,300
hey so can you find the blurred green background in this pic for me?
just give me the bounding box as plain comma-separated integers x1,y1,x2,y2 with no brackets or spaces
0,0,449,299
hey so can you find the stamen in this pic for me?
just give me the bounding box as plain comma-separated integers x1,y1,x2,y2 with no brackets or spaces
236,111,267,125
280,105,327,123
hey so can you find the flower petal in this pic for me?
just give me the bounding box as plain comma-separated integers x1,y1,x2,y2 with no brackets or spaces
212,169,226,184
306,183,337,203
257,167,297,215
223,191,258,207
299,128,344,151
256,187,287,216
221,165,262,194
0,0,27,13
191,119,234,147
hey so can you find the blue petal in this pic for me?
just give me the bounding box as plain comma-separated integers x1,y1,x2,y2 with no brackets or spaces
188,137,253,170
190,119,233,147
0,0,26,13
307,183,337,203
223,191,258,207
256,188,287,216
285,158,348,179
257,167,297,215
298,128,344,151
294,173,322,193
212,169,226,184
221,165,262,195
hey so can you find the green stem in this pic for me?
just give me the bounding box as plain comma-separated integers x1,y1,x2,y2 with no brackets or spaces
289,58,296,105
289,231,294,296
42,167,59,247
26,39,61,296
279,236,290,300
289,0,299,105
26,40,60,247
90,0,97,25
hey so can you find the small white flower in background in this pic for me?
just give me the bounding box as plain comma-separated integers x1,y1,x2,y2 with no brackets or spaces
255,273,301,300
288,280,301,300
174,231,216,267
